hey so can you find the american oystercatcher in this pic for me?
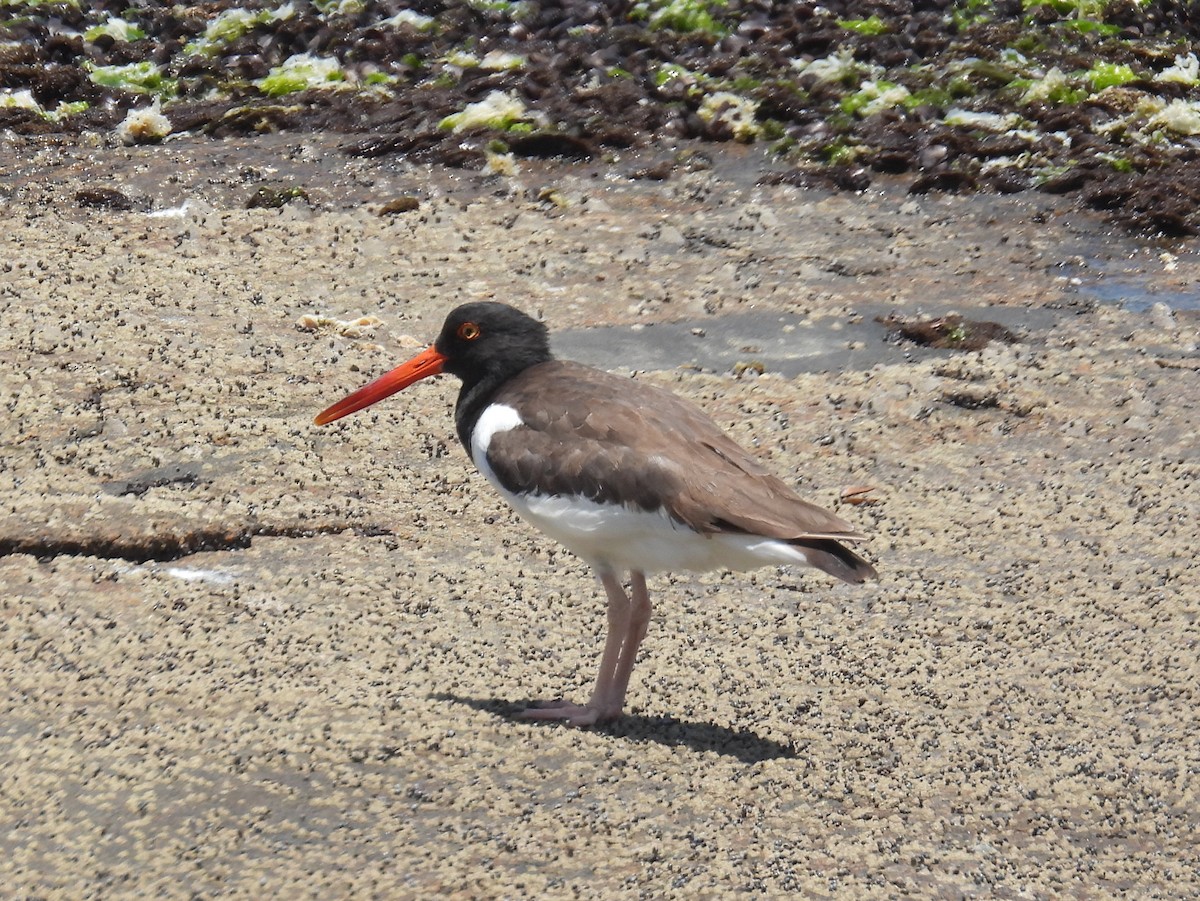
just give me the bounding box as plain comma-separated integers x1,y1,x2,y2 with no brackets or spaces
316,302,876,726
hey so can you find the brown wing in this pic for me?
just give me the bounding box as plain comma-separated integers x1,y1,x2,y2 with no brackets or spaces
487,361,866,543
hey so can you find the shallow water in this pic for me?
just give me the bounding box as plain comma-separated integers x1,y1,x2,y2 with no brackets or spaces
1075,253,1200,312
555,304,1066,377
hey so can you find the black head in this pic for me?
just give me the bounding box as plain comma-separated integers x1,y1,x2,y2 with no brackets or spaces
434,302,553,385
314,302,553,432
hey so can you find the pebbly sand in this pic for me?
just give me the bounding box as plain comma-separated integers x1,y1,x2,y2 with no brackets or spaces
2,134,1198,898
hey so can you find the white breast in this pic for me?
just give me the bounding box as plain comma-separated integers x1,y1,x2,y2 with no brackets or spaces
469,403,816,575
470,403,525,477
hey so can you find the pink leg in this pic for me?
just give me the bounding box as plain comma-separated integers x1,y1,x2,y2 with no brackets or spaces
605,571,652,709
517,569,652,727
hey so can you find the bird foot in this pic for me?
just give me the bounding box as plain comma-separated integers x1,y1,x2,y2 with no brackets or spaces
515,699,621,727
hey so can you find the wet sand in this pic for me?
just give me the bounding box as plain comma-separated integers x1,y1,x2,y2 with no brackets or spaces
2,134,1198,898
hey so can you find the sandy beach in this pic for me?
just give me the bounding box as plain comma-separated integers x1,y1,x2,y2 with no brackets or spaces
1,133,1198,898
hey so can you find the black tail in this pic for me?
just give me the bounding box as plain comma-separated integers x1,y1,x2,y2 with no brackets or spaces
794,538,877,584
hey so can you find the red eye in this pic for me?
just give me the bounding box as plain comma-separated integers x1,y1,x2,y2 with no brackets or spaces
457,322,481,340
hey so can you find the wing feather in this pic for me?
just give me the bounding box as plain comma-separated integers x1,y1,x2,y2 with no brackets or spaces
486,362,865,543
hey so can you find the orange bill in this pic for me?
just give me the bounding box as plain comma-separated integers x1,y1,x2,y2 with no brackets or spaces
314,345,447,425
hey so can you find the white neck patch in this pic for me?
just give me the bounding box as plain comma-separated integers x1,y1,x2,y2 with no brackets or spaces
470,403,524,474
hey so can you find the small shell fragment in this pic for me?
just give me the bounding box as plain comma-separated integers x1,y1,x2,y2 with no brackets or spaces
296,314,384,338
840,485,880,505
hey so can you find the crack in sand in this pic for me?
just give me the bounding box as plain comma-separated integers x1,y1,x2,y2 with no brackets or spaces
0,523,391,563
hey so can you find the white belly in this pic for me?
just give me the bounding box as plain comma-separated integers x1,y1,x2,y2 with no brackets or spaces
470,404,814,575
505,490,812,573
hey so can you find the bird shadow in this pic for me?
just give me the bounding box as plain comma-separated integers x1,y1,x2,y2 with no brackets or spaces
433,692,799,763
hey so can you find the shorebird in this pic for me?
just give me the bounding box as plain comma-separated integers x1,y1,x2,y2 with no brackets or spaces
316,302,875,726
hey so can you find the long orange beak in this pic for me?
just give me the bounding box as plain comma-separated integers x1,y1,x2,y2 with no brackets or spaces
314,345,447,425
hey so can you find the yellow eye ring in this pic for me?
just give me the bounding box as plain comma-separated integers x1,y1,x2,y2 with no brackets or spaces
457,322,481,340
